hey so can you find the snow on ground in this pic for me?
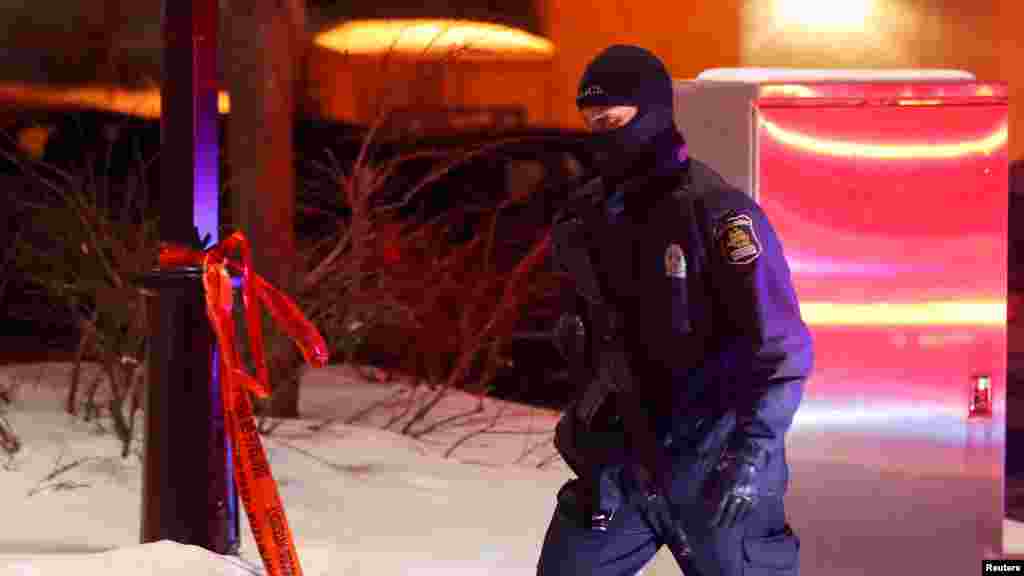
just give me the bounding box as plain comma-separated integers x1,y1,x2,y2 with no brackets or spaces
0,362,1016,575
0,363,575,576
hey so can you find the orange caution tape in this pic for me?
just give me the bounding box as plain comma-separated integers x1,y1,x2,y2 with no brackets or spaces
159,232,329,576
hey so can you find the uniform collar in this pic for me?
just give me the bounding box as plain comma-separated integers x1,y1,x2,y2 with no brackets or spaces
611,156,690,216
601,128,688,214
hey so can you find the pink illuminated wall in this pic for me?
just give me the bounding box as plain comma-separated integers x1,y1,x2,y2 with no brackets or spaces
754,92,1008,443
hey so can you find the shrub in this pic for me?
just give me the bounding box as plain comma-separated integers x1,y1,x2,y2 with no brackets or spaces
5,120,157,458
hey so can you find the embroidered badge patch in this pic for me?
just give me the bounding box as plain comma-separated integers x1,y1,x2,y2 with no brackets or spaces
714,212,761,265
578,85,606,100
665,243,686,278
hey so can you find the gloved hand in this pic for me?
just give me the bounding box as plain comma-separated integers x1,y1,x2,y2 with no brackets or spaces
630,440,674,502
705,448,763,530
632,460,661,500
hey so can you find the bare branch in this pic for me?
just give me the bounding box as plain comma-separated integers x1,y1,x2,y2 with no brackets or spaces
301,228,353,291
536,451,563,470
384,384,430,431
407,401,486,440
2,142,126,290
28,480,92,497
442,400,510,459
335,385,412,427
67,311,100,415
257,416,285,436
0,412,20,456
28,452,98,497
264,436,377,480
376,136,553,214
515,436,558,467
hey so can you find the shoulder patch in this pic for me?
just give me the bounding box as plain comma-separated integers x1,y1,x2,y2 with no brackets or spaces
665,243,686,278
714,211,761,265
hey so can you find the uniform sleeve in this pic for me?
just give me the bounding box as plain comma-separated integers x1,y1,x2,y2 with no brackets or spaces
706,192,813,462
547,177,602,367
547,219,593,401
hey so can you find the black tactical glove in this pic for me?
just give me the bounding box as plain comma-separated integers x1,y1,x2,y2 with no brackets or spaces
631,452,672,502
553,408,627,533
705,446,765,530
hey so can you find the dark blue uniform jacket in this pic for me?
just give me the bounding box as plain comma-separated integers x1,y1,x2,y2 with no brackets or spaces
551,157,814,498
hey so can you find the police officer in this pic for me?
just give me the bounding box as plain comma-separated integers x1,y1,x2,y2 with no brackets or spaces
538,45,813,576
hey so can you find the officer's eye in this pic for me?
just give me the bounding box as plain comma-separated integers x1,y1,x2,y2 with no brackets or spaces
591,115,619,131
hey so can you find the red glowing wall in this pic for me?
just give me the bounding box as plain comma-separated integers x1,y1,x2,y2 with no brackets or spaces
754,90,1008,441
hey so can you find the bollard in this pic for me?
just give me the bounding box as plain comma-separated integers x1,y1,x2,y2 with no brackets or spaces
141,266,239,554
140,0,238,554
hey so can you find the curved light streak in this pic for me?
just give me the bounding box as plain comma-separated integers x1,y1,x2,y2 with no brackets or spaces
315,19,555,60
787,256,948,276
895,99,943,106
801,301,1005,327
758,84,819,98
759,117,1008,159
698,68,975,83
791,403,1003,459
0,84,231,119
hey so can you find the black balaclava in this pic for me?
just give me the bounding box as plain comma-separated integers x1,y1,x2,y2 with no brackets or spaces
576,45,687,186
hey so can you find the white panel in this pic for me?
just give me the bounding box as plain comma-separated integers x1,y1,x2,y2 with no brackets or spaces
672,80,758,197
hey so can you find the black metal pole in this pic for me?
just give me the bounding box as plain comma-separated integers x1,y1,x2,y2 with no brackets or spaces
140,0,239,554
